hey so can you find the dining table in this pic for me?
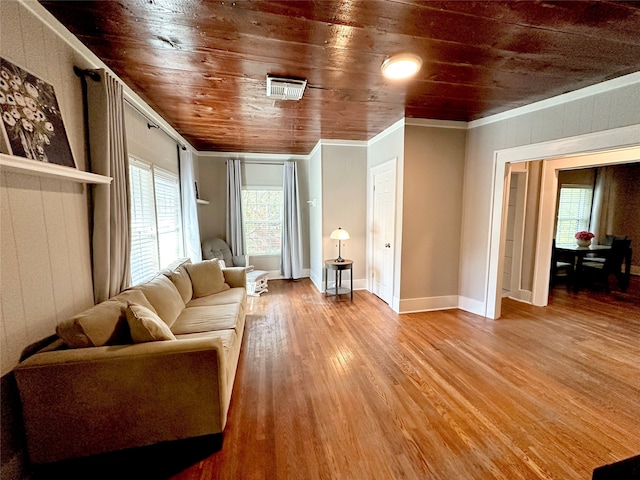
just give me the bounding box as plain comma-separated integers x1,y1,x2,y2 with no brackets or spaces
554,243,612,292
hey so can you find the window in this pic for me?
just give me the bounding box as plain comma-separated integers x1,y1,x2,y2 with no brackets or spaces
154,168,184,269
555,185,593,244
129,157,184,284
241,189,283,256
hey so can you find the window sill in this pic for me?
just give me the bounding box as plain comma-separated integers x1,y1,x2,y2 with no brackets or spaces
0,153,112,184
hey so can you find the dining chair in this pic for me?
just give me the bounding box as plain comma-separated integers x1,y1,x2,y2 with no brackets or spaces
550,239,574,288
582,239,632,293
585,234,627,264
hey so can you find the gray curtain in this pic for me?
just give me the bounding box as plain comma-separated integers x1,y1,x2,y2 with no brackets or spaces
86,69,131,303
226,159,245,255
179,147,202,262
281,161,303,279
591,166,617,243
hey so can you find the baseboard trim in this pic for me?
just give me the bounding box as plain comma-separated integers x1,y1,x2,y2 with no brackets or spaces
309,270,323,292
507,289,532,304
398,295,459,314
458,296,486,317
265,268,310,280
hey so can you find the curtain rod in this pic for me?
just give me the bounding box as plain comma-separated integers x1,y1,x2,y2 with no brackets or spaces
74,66,187,151
242,160,285,165
124,99,187,151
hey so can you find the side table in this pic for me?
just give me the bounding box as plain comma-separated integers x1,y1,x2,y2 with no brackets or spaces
324,259,353,300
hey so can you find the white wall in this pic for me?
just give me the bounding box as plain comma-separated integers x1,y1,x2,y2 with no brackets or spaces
1,0,94,376
400,125,466,311
321,144,368,284
308,143,323,287
126,105,180,174
460,78,640,311
196,156,226,242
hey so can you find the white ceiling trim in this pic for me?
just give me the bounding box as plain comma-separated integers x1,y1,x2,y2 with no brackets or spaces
404,118,468,129
469,71,640,129
320,139,368,147
197,151,309,161
367,118,405,147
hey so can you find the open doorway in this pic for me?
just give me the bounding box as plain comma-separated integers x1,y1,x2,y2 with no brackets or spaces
548,162,640,300
486,124,640,319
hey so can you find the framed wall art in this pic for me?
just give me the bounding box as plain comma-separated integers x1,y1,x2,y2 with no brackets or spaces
1,56,75,168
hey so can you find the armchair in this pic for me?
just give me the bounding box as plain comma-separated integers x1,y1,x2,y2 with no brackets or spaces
202,238,269,296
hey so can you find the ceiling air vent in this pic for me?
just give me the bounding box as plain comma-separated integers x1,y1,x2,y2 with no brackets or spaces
266,75,307,101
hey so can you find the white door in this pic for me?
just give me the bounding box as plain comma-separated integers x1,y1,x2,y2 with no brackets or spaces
371,161,396,305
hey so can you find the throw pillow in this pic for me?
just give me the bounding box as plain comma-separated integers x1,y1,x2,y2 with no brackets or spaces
165,264,193,304
185,259,230,298
126,302,176,343
130,275,185,327
57,299,130,348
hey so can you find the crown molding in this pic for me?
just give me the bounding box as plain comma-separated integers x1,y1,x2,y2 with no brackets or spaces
469,71,640,129
320,139,368,147
196,151,309,161
404,118,468,129
367,118,405,146
308,140,322,158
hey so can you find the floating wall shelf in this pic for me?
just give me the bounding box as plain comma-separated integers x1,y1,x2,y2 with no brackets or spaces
0,153,112,184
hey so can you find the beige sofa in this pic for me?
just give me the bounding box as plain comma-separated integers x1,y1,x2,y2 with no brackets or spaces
14,258,246,464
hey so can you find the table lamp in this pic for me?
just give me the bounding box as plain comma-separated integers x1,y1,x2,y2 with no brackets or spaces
330,227,350,262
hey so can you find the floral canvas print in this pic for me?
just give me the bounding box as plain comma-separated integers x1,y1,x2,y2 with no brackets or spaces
0,57,75,168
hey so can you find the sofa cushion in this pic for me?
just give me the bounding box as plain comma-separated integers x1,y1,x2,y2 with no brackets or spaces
185,260,230,298
126,303,176,343
186,288,246,308
171,304,240,335
114,289,158,313
164,263,193,304
56,290,153,348
56,300,126,348
131,275,184,327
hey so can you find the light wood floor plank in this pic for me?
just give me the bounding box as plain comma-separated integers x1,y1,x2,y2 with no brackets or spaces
168,278,640,480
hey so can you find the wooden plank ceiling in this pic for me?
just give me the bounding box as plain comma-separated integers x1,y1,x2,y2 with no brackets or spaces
40,0,640,154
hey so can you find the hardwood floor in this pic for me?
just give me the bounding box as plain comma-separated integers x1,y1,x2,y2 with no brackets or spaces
170,278,640,480
31,278,640,479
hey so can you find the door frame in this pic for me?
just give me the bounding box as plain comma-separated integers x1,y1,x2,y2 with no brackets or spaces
502,165,529,301
486,124,640,319
367,158,397,306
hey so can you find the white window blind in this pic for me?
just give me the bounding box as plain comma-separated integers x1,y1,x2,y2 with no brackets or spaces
154,167,184,269
241,188,283,256
129,157,184,285
555,185,593,244
129,158,159,285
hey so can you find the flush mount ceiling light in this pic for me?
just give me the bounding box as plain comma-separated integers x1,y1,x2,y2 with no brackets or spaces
381,53,423,80
266,75,307,100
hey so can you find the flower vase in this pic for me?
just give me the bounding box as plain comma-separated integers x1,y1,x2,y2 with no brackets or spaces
576,239,591,247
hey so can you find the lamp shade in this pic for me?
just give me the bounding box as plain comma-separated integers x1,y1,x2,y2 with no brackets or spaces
330,228,350,240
